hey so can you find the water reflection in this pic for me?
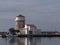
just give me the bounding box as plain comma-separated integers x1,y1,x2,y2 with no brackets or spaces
1,37,60,45
15,38,25,45
9,37,16,44
9,37,37,45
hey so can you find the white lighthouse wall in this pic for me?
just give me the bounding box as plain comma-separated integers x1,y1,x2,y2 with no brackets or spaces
24,25,28,34
15,17,25,21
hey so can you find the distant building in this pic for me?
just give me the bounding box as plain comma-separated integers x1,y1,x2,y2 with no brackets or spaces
15,14,41,35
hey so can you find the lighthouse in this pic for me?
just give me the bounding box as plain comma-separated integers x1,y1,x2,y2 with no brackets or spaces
15,14,25,30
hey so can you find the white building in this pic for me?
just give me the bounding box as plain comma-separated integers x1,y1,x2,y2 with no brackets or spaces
25,24,37,34
15,15,41,35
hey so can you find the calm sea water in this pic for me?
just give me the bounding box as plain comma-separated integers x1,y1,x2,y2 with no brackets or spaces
0,37,60,45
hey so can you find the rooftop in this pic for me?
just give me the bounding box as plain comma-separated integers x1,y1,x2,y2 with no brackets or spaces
16,14,25,17
26,24,37,28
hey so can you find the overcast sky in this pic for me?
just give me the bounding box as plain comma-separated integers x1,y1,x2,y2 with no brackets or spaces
0,0,60,31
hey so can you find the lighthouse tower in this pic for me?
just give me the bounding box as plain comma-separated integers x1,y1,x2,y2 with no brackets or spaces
15,14,25,30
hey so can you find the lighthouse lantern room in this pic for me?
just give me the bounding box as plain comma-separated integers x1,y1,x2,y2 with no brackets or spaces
15,14,25,30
